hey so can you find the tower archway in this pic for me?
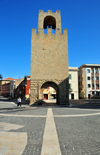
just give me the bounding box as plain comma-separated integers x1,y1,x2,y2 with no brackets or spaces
39,81,59,104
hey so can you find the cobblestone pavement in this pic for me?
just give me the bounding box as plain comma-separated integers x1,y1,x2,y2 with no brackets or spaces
52,108,100,155
0,100,100,155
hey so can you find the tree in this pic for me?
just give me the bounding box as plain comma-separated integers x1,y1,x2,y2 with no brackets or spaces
0,74,3,80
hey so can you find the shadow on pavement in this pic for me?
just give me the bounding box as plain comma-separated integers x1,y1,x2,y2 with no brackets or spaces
69,99,100,109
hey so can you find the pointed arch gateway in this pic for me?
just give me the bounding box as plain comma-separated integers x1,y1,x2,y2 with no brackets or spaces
39,81,59,104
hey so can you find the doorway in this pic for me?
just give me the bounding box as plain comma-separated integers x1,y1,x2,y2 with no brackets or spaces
71,94,74,99
88,94,91,99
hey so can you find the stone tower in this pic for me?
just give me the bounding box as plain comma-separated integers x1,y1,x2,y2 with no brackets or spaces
30,10,69,105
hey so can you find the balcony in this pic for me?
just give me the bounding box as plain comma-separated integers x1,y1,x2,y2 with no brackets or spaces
91,73,94,76
79,77,83,82
96,80,99,83
95,73,99,76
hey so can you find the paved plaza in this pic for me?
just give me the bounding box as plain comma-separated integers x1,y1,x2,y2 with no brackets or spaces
0,99,100,155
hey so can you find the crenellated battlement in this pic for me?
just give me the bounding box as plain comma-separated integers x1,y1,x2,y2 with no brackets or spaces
39,10,60,14
39,10,43,13
63,29,68,35
32,28,67,37
47,10,52,13
56,10,60,14
32,28,36,36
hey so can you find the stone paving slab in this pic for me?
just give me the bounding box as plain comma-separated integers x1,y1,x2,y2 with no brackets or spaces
0,122,23,131
0,122,27,155
0,132,27,155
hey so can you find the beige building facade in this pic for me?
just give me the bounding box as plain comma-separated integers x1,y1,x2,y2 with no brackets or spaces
69,67,79,99
30,10,69,105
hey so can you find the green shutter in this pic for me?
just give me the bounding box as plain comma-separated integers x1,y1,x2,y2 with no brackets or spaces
69,84,71,89
69,74,71,79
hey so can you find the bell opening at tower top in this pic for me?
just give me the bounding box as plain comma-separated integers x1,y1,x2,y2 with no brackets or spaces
43,16,56,29
43,15,56,34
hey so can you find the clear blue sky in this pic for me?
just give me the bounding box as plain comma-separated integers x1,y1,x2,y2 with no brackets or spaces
0,0,100,79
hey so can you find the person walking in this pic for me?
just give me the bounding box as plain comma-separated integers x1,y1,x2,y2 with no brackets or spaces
17,97,21,107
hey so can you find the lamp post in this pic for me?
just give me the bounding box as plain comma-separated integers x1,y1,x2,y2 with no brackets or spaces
95,89,96,97
0,74,3,96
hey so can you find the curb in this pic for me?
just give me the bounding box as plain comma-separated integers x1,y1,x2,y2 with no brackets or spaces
0,106,39,110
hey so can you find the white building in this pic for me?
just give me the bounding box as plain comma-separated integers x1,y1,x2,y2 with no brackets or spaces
69,67,79,99
78,64,100,99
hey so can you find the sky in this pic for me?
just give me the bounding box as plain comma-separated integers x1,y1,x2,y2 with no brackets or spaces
0,0,100,79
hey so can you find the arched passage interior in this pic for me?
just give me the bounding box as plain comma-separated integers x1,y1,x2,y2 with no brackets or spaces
39,81,59,104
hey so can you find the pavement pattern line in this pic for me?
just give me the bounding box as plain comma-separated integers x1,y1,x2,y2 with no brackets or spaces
41,108,61,155
0,112,100,117
0,114,46,117
65,108,100,111
54,112,100,117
